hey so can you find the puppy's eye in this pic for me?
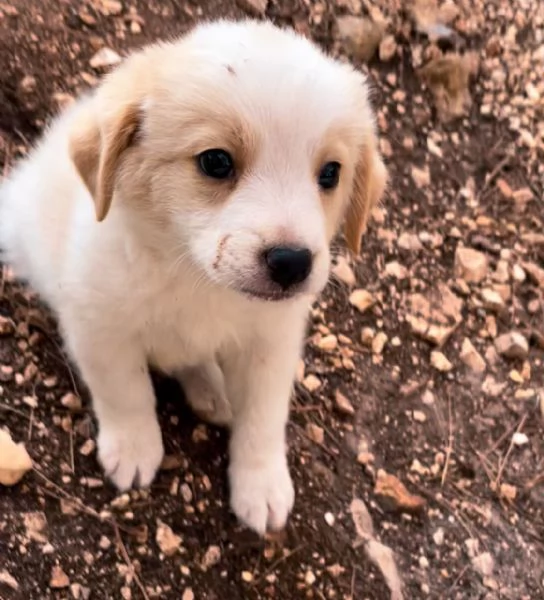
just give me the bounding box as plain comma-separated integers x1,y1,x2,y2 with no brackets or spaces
198,149,234,179
318,161,341,190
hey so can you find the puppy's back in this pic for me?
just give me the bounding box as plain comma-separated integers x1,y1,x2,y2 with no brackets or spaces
0,102,94,303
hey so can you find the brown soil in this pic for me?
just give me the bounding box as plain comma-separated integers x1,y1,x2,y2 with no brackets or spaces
1,1,543,599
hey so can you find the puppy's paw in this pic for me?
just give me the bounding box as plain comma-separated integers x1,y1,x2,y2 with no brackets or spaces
97,417,164,490
229,455,294,535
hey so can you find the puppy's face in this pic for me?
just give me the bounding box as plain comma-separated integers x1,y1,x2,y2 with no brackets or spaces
70,21,387,301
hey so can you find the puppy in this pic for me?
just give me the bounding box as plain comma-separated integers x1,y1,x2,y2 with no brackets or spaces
0,20,387,534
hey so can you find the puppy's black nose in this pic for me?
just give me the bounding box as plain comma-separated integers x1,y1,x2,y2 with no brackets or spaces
264,247,313,290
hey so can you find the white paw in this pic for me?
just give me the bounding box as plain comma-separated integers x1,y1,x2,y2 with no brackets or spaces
97,417,164,490
229,455,294,535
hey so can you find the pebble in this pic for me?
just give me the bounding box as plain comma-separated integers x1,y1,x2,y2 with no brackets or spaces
89,47,122,69
332,255,356,286
302,374,321,392
454,247,488,283
334,389,355,416
349,289,376,313
512,432,529,446
494,331,529,360
50,565,70,589
430,351,453,372
460,338,486,373
155,520,182,557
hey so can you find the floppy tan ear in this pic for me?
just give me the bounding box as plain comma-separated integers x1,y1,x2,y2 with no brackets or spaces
344,140,388,255
69,103,140,221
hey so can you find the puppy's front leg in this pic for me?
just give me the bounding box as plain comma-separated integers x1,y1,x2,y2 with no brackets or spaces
223,318,305,535
64,326,164,490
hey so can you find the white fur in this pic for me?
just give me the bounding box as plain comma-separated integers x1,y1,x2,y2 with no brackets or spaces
0,20,384,535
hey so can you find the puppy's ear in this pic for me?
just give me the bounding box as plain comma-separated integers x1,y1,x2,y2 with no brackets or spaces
344,138,388,255
69,103,140,221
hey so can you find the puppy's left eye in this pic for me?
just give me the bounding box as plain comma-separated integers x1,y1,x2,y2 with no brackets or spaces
198,149,234,179
318,161,341,190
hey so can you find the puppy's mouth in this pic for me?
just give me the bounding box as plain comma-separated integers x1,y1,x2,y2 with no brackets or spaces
238,286,301,302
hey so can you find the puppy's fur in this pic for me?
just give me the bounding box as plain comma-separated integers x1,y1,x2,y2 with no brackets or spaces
0,20,386,534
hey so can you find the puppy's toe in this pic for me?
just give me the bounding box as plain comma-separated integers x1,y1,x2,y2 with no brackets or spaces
229,456,294,535
97,418,164,490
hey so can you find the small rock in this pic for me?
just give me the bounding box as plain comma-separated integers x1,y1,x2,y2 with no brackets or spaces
304,570,316,586
521,261,544,288
433,528,445,546
296,359,305,383
411,165,431,188
361,327,375,346
413,410,427,423
302,374,321,392
398,232,423,251
0,430,33,486
155,520,182,557
349,289,376,313
326,564,345,577
235,0,267,16
372,332,388,354
494,332,529,360
0,570,19,590
357,452,375,465
61,392,82,411
324,512,335,526
406,283,463,346
350,497,374,539
97,0,123,15
50,566,70,589
460,338,486,373
464,538,479,558
481,288,506,313
374,470,426,513
0,315,15,336
512,264,526,283
454,247,488,283
98,535,111,550
317,334,338,352
23,511,48,543
430,351,453,372
89,47,122,69
332,255,356,287
241,571,254,583
182,589,195,600
335,16,385,63
79,439,96,456
512,432,529,446
334,390,355,416
379,35,397,61
384,261,408,279
472,552,494,577
306,423,325,445
19,75,37,93
499,483,517,501
201,545,221,570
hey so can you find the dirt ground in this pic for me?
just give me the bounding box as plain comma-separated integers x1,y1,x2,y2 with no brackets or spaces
1,0,543,599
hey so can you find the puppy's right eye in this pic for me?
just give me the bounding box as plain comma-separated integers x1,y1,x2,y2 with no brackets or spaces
198,149,234,179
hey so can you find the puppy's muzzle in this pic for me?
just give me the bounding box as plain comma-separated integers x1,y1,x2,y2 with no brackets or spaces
263,246,313,290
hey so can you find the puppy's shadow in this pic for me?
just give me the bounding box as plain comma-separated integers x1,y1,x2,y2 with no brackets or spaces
150,369,229,479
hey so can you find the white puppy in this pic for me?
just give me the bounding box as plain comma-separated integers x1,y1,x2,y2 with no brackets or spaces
0,20,387,534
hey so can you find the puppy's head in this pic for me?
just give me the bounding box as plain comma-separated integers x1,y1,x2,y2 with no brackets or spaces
70,20,387,301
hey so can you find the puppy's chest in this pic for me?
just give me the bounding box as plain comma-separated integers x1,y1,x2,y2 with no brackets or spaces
141,291,243,373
